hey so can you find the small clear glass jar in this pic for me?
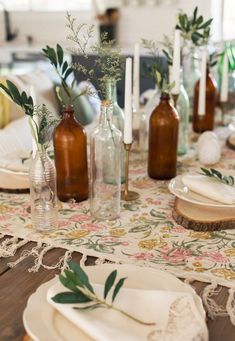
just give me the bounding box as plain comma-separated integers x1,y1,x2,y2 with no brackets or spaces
176,69,190,155
90,100,121,221
29,149,57,231
106,78,125,183
183,45,201,118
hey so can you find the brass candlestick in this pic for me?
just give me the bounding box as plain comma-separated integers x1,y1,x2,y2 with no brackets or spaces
121,143,140,201
172,93,179,108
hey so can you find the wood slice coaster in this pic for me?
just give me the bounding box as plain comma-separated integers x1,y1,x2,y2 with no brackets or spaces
0,187,29,194
226,134,235,151
172,197,235,231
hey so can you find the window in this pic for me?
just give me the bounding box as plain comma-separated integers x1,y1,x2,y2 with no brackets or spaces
223,0,235,40
0,0,92,11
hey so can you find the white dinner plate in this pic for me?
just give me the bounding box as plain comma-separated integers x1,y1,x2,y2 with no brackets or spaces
168,174,235,208
23,264,206,341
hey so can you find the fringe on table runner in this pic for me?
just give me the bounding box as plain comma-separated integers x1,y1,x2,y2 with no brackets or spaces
1,234,235,326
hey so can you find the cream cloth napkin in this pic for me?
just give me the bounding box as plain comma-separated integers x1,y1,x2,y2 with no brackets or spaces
47,282,208,341
0,150,30,173
182,174,235,205
0,150,30,189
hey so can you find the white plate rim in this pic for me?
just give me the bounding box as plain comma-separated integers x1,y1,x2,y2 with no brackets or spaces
23,264,206,341
168,174,235,208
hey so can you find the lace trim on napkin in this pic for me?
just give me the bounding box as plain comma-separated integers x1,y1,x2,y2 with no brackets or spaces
147,296,207,341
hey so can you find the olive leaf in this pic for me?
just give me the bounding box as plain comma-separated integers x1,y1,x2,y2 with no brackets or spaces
51,261,155,326
112,277,127,303
200,168,235,186
104,270,117,299
52,291,91,304
68,260,94,293
176,6,213,46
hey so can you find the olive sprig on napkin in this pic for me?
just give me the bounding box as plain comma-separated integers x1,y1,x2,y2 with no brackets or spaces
200,168,235,186
52,261,156,326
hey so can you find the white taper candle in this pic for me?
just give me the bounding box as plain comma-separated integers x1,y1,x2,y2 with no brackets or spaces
124,57,133,144
171,29,181,95
133,42,140,112
198,50,207,117
220,52,229,102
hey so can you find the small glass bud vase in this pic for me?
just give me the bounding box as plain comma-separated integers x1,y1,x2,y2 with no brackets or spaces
106,79,125,183
176,69,190,156
182,44,200,118
90,100,121,221
29,149,57,231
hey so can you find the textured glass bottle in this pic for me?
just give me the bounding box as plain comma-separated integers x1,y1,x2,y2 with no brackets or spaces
183,47,200,117
53,105,88,202
106,79,125,183
29,150,57,231
176,70,190,155
148,92,179,180
193,68,217,133
90,100,121,220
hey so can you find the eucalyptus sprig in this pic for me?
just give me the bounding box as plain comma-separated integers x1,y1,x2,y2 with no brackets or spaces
200,168,235,187
142,38,174,94
176,7,213,46
52,261,156,326
0,80,58,150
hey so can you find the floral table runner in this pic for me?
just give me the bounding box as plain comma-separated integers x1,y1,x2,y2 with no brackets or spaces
1,146,235,285
1,146,235,321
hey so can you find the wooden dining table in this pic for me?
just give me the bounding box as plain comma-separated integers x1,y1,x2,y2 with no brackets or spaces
0,238,234,341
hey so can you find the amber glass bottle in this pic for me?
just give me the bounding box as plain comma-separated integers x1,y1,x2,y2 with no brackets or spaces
148,92,179,180
53,105,88,202
193,68,217,133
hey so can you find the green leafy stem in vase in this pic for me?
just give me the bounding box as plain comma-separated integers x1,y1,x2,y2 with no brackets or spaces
200,168,235,186
176,6,213,46
141,38,175,94
52,261,156,326
0,80,58,151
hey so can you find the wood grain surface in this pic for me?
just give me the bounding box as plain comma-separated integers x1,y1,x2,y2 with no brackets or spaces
173,198,235,231
0,237,234,341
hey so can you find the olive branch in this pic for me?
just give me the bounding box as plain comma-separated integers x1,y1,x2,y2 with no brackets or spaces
52,261,156,326
176,7,213,46
200,168,235,187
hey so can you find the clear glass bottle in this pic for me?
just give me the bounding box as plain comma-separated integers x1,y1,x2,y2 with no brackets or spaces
183,46,200,118
29,149,57,231
90,100,121,221
106,79,125,183
175,69,190,155
53,105,89,202
148,92,179,180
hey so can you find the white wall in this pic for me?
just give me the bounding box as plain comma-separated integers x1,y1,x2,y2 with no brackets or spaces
2,0,214,48
118,0,212,46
